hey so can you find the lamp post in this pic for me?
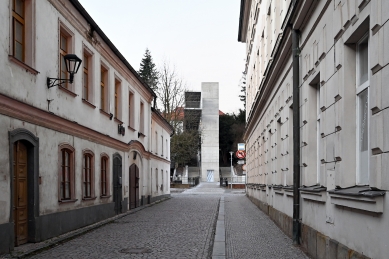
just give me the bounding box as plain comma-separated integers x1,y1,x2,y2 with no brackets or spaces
229,151,233,189
47,54,82,88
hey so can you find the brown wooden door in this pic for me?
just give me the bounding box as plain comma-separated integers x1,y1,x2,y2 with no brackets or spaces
13,141,28,246
129,164,139,209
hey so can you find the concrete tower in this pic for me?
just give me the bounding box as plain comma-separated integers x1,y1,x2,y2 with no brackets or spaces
200,82,219,182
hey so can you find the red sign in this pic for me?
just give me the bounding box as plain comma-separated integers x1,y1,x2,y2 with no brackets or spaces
235,150,246,159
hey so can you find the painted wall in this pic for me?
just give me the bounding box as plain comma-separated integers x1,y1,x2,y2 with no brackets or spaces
241,0,389,258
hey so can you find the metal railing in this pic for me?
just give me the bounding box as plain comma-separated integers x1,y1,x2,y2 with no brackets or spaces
181,176,200,187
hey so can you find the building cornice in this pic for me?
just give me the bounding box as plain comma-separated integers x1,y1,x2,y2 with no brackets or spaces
0,93,161,160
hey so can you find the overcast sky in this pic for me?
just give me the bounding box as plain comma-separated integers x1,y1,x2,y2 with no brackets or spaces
79,0,245,114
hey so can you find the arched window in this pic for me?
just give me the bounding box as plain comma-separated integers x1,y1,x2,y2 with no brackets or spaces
101,154,110,197
58,143,76,202
82,150,95,199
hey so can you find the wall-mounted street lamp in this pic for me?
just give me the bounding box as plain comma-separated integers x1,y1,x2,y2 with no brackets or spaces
47,54,82,88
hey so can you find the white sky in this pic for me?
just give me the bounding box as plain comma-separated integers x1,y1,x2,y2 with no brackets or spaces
78,0,246,114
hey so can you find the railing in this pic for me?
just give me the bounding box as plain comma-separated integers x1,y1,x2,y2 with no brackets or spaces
181,176,200,187
220,176,246,186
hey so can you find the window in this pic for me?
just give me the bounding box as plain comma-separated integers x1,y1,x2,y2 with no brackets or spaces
128,91,134,129
100,65,108,111
82,151,95,199
166,139,168,159
155,131,158,154
12,0,24,61
161,135,164,156
155,168,158,192
161,169,164,191
58,144,75,202
114,78,121,119
140,102,144,133
356,34,369,185
59,29,72,89
83,49,93,101
101,155,109,197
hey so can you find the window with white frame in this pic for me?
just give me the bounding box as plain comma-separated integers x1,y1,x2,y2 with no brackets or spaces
356,33,369,185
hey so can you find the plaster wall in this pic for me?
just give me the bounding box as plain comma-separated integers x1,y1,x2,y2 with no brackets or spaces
242,0,389,257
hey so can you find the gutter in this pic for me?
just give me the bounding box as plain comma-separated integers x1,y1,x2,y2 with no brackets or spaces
68,0,157,100
292,28,301,245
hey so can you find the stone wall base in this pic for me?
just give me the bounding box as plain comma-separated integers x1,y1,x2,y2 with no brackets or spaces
247,194,370,259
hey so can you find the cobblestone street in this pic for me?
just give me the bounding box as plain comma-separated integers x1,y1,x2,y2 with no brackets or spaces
8,183,308,259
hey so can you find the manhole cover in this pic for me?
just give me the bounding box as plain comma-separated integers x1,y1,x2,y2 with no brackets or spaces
119,248,152,254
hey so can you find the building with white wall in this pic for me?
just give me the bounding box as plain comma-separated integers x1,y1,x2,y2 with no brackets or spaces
0,0,173,254
239,0,388,258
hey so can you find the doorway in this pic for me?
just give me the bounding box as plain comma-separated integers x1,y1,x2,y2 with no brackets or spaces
113,154,122,214
13,141,28,246
129,163,139,209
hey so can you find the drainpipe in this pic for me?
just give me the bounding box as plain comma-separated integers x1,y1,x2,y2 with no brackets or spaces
292,29,301,245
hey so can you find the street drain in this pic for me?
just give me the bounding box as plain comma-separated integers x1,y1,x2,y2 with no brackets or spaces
119,248,152,254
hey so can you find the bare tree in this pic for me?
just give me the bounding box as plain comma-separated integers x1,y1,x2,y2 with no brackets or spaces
156,61,186,132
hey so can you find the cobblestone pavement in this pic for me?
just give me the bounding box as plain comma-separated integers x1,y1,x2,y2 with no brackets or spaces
7,182,308,259
224,194,309,259
28,193,219,259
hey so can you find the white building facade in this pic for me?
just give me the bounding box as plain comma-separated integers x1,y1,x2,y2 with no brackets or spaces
0,0,173,254
239,0,388,258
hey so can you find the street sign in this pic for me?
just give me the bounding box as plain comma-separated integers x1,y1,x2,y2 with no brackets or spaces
236,150,246,159
237,160,245,164
238,143,245,151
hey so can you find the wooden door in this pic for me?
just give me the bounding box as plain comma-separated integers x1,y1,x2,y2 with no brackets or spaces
13,141,28,246
129,164,139,209
113,155,122,214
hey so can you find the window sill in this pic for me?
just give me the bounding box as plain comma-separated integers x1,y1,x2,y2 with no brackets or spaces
138,132,146,138
59,86,77,97
100,109,111,118
328,186,386,213
114,117,123,124
8,55,39,75
59,199,78,204
82,98,96,109
100,195,111,199
127,126,136,132
82,196,97,201
299,185,327,203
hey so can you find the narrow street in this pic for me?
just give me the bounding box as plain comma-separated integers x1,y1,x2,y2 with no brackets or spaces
9,183,308,259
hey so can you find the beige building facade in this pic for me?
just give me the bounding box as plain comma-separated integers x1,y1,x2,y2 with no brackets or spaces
239,0,389,258
0,0,173,254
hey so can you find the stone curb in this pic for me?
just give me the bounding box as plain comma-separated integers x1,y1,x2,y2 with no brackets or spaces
5,197,171,259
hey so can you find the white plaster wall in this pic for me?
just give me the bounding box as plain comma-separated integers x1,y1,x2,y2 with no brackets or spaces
243,0,389,257
0,0,171,222
201,83,219,181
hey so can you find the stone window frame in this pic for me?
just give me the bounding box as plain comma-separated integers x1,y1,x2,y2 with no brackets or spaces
58,21,75,94
58,143,77,203
82,149,96,200
100,153,110,198
8,0,38,75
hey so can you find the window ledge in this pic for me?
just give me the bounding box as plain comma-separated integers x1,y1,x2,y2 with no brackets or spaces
127,125,136,132
59,86,77,97
82,98,96,109
8,55,39,75
100,109,111,118
138,132,146,138
82,196,97,201
283,185,294,192
299,185,327,203
100,195,111,199
59,199,78,204
328,186,386,213
114,117,123,124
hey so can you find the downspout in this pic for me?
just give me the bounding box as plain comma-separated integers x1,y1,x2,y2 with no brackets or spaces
292,29,301,245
